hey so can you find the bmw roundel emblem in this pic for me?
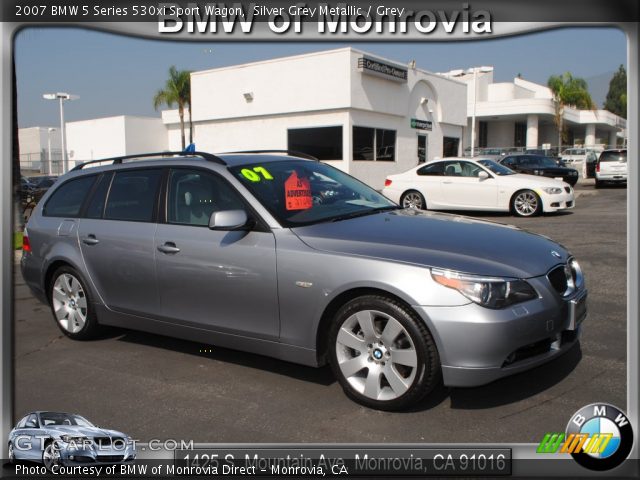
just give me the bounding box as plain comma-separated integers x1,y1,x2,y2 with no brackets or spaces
565,403,634,471
551,250,562,259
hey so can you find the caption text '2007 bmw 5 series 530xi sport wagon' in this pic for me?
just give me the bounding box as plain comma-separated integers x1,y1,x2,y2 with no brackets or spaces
21,151,587,410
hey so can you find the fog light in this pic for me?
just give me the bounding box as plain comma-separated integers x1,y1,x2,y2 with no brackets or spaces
551,202,560,207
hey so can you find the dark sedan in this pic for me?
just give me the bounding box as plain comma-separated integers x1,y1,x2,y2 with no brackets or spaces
499,154,579,186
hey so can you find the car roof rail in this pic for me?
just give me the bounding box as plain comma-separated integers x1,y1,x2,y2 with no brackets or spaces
70,151,227,171
221,149,319,161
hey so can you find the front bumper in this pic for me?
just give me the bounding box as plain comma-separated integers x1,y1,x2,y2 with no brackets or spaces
538,189,575,213
415,279,586,387
59,445,136,466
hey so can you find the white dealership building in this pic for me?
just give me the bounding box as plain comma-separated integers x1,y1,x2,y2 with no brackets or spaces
163,47,468,188
21,47,626,188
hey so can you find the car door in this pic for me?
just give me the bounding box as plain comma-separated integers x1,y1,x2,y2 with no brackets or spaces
440,160,498,208
154,168,279,340
414,161,445,207
77,169,162,317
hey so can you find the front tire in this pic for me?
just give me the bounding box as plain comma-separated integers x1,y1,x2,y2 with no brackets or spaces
511,190,542,217
400,190,426,210
42,441,60,471
49,266,100,340
328,295,441,411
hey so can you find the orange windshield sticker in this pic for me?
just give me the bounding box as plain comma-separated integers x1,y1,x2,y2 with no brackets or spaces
285,171,313,211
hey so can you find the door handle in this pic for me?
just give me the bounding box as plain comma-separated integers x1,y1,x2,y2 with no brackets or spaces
157,242,180,254
82,234,99,245
443,181,453,184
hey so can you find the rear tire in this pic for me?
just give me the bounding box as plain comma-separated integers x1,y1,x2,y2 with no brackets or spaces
49,266,101,340
595,179,602,189
328,295,441,411
400,190,426,210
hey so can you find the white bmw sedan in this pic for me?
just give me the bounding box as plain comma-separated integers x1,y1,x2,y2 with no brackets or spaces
382,158,575,217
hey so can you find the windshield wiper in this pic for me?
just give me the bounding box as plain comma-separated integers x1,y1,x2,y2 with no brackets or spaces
329,206,400,222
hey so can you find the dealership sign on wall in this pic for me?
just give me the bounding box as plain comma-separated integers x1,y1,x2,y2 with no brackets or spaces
358,56,408,82
411,118,433,130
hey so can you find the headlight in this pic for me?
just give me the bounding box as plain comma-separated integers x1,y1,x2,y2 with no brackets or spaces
431,269,538,309
542,187,563,194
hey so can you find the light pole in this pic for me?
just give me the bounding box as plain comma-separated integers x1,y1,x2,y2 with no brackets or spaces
46,127,56,175
43,92,78,173
465,66,493,157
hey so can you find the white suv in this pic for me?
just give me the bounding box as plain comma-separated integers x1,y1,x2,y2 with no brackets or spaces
595,149,627,187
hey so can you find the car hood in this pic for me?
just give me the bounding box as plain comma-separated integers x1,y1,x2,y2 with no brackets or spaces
292,209,569,278
508,173,571,187
46,426,127,438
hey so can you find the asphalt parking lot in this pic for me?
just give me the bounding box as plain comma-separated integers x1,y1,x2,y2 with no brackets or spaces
13,180,627,444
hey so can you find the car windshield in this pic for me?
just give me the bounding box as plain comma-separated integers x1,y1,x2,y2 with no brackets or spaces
531,156,558,168
230,160,397,227
599,151,627,163
39,412,94,427
477,159,515,176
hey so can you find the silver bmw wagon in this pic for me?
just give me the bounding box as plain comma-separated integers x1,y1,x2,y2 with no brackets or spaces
21,151,587,410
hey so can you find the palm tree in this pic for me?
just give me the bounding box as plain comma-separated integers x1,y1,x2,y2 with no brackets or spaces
153,66,192,150
547,72,594,149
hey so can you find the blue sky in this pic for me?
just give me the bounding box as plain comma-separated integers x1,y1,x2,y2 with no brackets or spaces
15,26,627,127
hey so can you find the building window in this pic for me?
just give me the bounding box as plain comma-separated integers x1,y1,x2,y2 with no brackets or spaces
287,126,343,160
417,135,427,163
353,126,396,161
443,137,460,157
478,121,488,148
514,122,526,147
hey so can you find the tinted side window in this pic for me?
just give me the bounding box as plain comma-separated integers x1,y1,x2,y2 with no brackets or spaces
16,416,28,428
43,176,96,217
25,414,38,428
417,162,444,176
502,157,516,167
105,170,162,222
85,173,113,219
167,169,244,226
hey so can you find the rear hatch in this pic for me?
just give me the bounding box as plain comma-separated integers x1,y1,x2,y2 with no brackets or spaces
598,150,627,175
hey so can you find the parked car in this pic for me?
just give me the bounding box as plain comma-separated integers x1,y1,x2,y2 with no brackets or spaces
560,147,588,164
383,157,575,217
21,151,586,410
498,154,579,186
8,411,135,470
595,149,627,187
31,175,59,189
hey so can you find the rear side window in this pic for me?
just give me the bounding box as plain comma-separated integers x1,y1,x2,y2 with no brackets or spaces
599,151,627,163
104,169,162,222
43,176,96,217
417,162,444,176
85,173,113,219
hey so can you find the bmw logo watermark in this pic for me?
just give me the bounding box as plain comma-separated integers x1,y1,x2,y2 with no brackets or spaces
565,403,634,471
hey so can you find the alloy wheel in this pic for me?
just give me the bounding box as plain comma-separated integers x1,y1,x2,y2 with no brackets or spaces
42,442,60,471
513,191,539,216
335,310,418,401
52,273,88,334
402,192,424,209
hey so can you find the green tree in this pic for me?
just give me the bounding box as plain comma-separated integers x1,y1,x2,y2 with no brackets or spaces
603,64,627,118
547,72,594,148
153,66,192,150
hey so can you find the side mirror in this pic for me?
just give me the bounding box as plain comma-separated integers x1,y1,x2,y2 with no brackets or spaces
209,210,249,231
478,171,490,180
